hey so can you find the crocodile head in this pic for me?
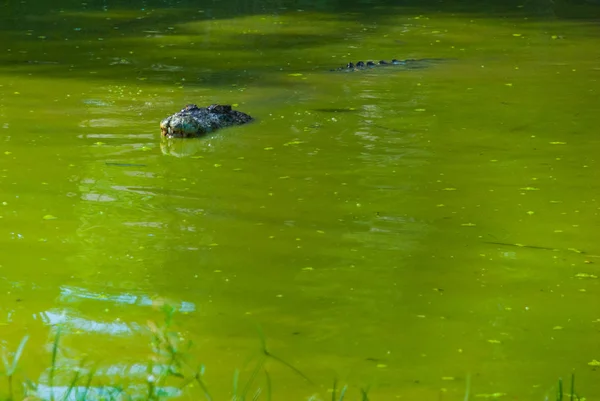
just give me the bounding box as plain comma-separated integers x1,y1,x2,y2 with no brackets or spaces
160,104,205,138
160,104,253,138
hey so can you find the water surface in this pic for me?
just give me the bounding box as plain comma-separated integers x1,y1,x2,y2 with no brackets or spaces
1,0,600,399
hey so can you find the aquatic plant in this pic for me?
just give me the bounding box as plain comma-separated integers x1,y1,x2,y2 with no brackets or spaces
0,308,585,400
1,334,28,401
0,305,318,401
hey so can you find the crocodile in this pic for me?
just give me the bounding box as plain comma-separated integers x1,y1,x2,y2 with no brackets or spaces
331,58,446,72
158,58,444,138
160,104,253,138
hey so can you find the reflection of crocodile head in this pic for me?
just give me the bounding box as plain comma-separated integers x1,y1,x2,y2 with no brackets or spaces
160,136,209,158
160,104,253,138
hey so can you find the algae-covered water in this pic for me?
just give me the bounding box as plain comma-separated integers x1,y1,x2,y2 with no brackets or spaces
1,0,600,399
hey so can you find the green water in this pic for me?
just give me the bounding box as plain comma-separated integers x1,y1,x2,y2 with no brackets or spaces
1,0,600,399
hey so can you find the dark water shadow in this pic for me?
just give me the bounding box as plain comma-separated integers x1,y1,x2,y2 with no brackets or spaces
0,0,597,88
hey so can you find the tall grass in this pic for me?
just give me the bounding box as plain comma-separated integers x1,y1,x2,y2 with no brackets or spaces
0,305,319,401
0,307,586,400
554,374,580,401
1,334,28,401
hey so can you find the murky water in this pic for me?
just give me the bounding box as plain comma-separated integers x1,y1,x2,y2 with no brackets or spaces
1,0,600,399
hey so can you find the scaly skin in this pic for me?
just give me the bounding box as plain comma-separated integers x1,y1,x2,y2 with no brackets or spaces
331,58,447,72
160,104,253,138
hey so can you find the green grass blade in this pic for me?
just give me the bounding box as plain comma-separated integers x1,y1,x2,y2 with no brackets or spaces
464,373,471,401
331,378,337,401
255,324,268,355
192,369,213,401
162,304,176,327
241,355,266,400
263,368,271,401
557,377,563,401
10,335,29,375
1,351,9,372
50,326,62,401
233,369,240,401
360,385,370,401
7,373,13,401
106,386,124,401
254,324,313,385
263,351,313,385
61,370,81,401
569,373,575,401
338,384,348,401
76,368,95,401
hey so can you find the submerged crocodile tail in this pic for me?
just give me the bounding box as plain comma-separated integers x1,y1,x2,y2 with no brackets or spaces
331,57,448,72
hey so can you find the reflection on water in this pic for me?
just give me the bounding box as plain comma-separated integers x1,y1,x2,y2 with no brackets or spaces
59,286,196,313
1,0,600,399
34,384,181,401
43,310,139,335
160,136,217,158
